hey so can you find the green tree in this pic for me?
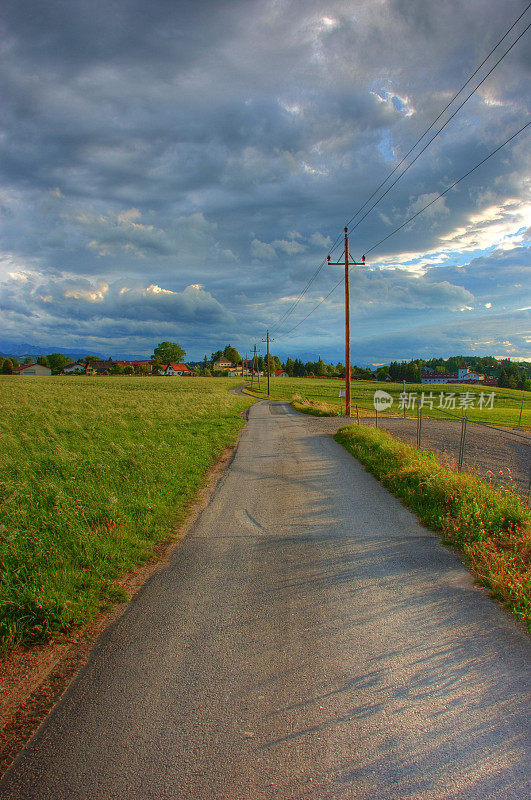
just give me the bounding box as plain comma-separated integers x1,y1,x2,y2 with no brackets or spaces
316,357,327,377
2,358,14,374
37,355,49,367
151,358,163,375
375,366,390,380
23,356,34,365
153,341,186,363
110,363,124,375
285,357,295,376
223,345,241,365
123,365,134,375
46,353,70,374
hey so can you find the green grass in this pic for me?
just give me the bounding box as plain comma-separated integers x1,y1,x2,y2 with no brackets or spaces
250,377,530,428
335,424,531,628
0,376,254,652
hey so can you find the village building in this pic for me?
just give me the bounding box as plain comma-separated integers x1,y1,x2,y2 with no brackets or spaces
13,363,52,376
63,362,86,373
85,360,114,375
421,367,485,384
161,362,193,376
212,357,233,371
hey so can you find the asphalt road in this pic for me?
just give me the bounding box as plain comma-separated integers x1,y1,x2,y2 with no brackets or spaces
1,401,529,799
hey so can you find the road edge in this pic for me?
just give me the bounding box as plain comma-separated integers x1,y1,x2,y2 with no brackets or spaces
0,418,251,779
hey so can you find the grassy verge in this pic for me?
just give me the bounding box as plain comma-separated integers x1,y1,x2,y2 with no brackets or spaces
0,376,254,652
335,424,531,629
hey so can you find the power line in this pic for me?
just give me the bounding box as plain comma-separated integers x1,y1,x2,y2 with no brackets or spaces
344,21,530,235
364,120,530,256
278,120,530,337
269,6,530,335
345,4,531,230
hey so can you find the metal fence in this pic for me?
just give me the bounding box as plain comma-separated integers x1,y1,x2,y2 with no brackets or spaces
352,402,530,504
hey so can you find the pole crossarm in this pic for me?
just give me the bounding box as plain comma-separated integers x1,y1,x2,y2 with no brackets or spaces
327,256,366,266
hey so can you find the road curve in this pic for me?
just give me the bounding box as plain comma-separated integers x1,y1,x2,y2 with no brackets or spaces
1,401,529,799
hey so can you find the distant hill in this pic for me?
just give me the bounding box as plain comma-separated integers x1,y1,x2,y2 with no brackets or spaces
0,341,104,361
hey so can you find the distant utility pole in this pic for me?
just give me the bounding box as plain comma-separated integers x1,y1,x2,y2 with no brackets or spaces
262,330,274,398
328,228,365,417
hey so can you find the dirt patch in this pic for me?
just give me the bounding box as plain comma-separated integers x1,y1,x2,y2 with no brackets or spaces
0,441,241,779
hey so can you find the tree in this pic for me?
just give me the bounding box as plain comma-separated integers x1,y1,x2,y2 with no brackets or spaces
46,353,70,374
37,355,49,367
110,363,124,375
223,345,241,365
10,358,19,368
2,358,14,374
23,356,34,365
151,358,162,376
285,357,295,377
123,365,134,375
153,341,185,364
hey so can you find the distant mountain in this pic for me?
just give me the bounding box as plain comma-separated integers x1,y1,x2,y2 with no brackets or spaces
0,341,104,361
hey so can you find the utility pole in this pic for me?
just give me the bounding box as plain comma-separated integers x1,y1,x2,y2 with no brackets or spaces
262,330,274,398
251,344,257,389
328,228,365,416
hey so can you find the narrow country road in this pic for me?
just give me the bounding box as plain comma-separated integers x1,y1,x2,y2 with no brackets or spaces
1,402,529,799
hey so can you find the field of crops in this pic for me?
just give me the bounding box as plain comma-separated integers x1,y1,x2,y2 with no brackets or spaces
0,376,253,651
249,377,530,428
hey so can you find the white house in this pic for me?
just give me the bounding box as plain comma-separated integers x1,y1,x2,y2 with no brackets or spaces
63,363,86,373
162,362,192,376
421,367,485,384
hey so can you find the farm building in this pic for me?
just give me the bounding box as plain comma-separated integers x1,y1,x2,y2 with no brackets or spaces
13,363,52,376
162,362,193,376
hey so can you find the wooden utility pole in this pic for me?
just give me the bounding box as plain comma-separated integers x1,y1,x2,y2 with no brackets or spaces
328,228,365,416
262,330,274,397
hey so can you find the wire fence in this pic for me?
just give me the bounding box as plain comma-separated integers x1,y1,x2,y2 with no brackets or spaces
351,401,530,504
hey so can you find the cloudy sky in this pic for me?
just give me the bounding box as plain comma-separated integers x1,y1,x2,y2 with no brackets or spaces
0,0,529,362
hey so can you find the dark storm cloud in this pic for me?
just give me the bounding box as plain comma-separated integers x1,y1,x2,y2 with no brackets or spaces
0,0,529,357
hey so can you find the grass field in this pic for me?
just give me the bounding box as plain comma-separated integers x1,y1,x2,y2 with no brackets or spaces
335,424,531,629
248,377,530,428
0,376,253,652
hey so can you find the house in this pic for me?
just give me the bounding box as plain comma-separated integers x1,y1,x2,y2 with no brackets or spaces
212,358,233,371
162,362,192,376
85,360,113,375
421,367,485,385
63,362,86,374
274,369,288,377
13,363,52,376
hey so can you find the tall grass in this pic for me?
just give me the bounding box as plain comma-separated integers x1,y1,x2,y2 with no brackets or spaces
0,377,253,651
335,424,531,628
259,378,530,427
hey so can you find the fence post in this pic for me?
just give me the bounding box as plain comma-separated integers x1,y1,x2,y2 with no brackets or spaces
356,405,359,425
515,392,524,430
458,414,468,473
